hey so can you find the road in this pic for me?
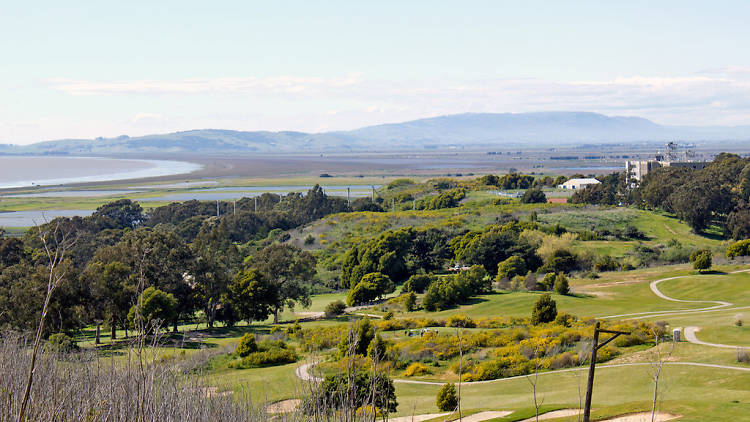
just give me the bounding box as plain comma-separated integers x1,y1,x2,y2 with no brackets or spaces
597,268,750,349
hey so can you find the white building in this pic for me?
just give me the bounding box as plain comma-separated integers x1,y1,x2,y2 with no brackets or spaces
558,178,601,190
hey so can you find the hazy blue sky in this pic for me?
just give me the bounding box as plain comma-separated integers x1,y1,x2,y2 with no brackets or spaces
2,1,750,144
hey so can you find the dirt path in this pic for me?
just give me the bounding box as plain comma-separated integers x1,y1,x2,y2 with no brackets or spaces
266,399,301,413
599,269,750,320
683,326,746,349
295,360,750,386
663,223,677,235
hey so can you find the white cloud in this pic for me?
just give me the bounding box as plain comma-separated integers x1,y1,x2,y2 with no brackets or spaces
12,69,750,144
46,74,364,96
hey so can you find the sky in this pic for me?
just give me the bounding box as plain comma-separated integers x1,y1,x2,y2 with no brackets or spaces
2,1,750,145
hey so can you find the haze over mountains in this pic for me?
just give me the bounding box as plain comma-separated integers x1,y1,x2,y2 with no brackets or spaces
2,112,749,155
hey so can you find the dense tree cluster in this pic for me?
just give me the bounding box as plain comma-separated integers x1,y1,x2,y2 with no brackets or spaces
0,185,349,336
570,154,750,237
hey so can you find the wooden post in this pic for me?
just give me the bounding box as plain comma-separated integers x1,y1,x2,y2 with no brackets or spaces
583,322,600,422
583,322,629,422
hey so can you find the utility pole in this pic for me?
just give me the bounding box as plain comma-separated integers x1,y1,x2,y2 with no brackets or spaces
583,322,629,422
233,200,236,215
216,200,219,217
347,187,351,207
254,197,257,212
371,186,375,203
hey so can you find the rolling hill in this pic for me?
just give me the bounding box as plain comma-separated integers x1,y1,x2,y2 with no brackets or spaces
2,112,748,155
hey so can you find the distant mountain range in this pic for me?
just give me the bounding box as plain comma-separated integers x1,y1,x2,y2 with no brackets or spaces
2,112,749,155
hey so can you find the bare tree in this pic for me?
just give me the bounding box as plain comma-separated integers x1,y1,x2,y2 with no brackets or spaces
525,341,546,422
456,328,464,421
648,328,675,422
17,221,74,422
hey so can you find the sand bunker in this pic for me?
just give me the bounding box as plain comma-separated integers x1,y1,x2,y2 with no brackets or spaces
266,399,301,413
457,411,514,421
519,409,582,421
600,412,681,421
388,413,451,422
388,410,512,422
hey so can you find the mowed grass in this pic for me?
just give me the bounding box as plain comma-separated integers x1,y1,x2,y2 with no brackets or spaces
392,363,750,420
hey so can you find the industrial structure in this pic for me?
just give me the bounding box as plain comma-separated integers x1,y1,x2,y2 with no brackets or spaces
625,142,707,183
558,178,601,190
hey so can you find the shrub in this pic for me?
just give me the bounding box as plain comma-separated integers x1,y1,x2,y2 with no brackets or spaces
691,249,712,272
539,272,556,291
325,300,347,317
45,333,78,353
727,239,750,258
531,294,557,325
553,273,570,295
235,333,258,357
304,234,315,245
403,362,432,377
554,312,577,327
623,225,646,240
735,314,744,327
520,188,547,204
384,311,394,320
738,349,750,363
446,314,477,328
550,352,575,369
236,347,298,367
436,383,458,411
594,255,620,272
230,339,299,368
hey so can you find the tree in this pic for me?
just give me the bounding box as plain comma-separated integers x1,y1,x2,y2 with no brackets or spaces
692,249,713,273
339,318,375,356
192,220,241,328
367,333,387,360
542,249,578,274
306,371,397,415
91,199,144,229
83,261,131,340
93,228,195,332
727,202,750,240
457,265,491,294
252,243,317,324
436,383,458,411
347,272,394,306
520,188,547,204
127,287,177,332
531,293,557,324
402,273,433,293
553,272,570,295
404,291,417,312
496,256,527,281
347,278,379,306
225,269,277,323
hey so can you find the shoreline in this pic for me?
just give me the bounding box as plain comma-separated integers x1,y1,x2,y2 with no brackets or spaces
0,156,203,189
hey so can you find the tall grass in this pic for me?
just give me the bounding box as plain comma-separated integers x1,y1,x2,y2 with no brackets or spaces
0,331,395,422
